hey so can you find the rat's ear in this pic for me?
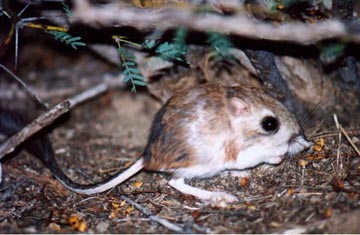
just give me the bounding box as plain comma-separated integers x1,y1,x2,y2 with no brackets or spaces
227,97,251,117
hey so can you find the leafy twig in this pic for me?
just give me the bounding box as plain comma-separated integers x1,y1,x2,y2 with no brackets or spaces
208,31,234,60
143,39,157,49
47,31,86,49
155,42,186,62
143,27,188,62
113,36,146,92
62,0,73,23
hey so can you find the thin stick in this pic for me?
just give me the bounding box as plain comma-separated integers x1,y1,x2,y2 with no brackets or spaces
333,114,343,171
0,163,2,184
0,82,110,160
15,23,19,70
306,119,325,139
17,1,31,17
334,114,360,157
120,195,190,233
339,125,360,157
300,166,306,187
0,63,49,109
68,83,108,108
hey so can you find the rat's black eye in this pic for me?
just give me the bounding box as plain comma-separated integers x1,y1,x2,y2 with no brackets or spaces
261,116,279,133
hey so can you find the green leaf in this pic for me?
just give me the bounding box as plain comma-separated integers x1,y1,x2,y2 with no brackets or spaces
72,41,86,47
122,67,140,75
70,41,86,50
62,1,73,22
155,42,185,61
123,75,133,82
61,34,72,42
143,39,157,49
54,32,66,40
133,80,146,86
207,31,234,61
173,27,187,55
157,42,173,53
123,61,136,66
67,36,82,42
319,43,345,64
131,73,144,80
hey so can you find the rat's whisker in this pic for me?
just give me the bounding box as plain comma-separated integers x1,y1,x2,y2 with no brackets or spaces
307,126,338,140
298,101,325,131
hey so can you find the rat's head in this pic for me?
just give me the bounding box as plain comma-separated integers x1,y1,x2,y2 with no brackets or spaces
226,86,311,168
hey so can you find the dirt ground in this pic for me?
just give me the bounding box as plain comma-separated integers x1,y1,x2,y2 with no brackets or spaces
1,36,360,234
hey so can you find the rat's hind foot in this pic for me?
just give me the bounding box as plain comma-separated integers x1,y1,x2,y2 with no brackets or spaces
209,192,238,205
168,178,238,206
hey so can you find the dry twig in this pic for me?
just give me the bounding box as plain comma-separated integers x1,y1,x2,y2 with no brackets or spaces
0,82,110,161
0,64,49,109
120,195,191,233
334,114,360,157
333,114,343,171
0,101,70,160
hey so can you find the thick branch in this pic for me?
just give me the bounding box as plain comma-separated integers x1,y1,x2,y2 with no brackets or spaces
72,0,359,45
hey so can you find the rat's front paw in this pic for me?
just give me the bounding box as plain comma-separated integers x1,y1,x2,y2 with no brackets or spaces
208,192,238,207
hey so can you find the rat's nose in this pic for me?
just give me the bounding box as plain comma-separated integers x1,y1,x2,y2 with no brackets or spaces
304,139,313,150
289,133,311,146
288,134,312,155
299,136,312,150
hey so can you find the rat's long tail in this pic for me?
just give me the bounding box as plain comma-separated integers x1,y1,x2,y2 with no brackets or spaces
0,107,144,195
51,158,144,195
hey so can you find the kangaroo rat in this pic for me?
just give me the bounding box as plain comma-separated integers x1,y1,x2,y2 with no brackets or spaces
1,84,310,203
